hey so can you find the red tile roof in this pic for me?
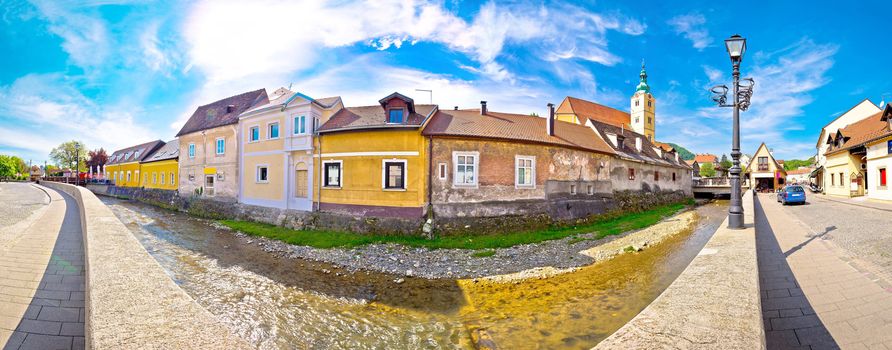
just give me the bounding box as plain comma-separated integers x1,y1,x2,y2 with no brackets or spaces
826,108,891,155
176,89,269,136
556,96,631,128
318,104,437,132
422,109,616,155
694,154,718,164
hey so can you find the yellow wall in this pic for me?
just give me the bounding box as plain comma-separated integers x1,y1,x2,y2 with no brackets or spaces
107,162,142,187
242,153,285,201
825,151,862,197
315,129,428,208
141,159,179,191
555,113,580,124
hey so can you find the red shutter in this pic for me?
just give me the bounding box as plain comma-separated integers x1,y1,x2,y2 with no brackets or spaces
881,168,887,186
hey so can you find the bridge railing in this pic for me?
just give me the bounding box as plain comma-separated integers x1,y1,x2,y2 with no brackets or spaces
694,177,730,187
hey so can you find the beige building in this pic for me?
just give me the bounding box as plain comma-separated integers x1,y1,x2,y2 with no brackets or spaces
237,88,342,210
177,89,269,201
814,99,881,190
746,143,786,192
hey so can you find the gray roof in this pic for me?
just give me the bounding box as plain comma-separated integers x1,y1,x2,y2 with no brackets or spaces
176,89,269,136
588,119,690,169
108,140,165,165
142,139,179,163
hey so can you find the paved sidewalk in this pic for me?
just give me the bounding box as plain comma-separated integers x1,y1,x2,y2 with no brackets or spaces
816,193,892,213
757,193,892,349
0,185,85,350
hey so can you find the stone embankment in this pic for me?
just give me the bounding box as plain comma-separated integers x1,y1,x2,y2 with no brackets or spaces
41,182,251,349
214,205,699,280
595,190,764,349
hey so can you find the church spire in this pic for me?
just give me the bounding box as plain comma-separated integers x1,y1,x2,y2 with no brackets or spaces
636,59,650,93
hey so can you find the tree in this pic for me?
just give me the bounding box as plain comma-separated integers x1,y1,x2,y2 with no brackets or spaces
45,164,60,176
49,141,88,172
86,148,109,174
9,156,27,175
0,155,16,179
719,154,733,170
700,162,716,177
783,157,815,171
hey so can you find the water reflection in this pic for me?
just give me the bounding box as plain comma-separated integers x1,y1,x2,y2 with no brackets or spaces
103,198,726,349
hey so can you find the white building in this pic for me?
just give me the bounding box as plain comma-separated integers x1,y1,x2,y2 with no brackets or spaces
865,105,892,201
814,99,881,190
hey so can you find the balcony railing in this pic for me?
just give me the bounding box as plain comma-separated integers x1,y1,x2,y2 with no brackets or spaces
757,165,769,171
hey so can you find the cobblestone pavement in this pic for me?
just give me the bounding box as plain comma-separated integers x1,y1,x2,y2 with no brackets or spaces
0,186,85,350
0,183,49,232
783,194,892,288
757,193,892,350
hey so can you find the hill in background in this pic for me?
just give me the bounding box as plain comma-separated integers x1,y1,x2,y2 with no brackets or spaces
667,143,695,160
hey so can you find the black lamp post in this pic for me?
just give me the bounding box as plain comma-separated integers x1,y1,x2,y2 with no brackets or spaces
74,143,80,185
711,34,755,229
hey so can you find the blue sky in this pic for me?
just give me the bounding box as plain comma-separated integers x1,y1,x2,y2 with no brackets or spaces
1,0,891,165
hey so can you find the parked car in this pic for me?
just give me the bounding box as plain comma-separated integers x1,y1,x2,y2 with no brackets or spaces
777,185,806,205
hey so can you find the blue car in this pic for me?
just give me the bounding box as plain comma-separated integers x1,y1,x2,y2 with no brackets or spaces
777,185,806,205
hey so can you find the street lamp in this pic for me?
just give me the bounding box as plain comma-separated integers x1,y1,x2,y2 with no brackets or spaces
74,143,80,185
710,34,755,229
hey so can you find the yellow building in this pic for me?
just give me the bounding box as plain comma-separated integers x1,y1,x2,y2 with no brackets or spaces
237,88,342,210
823,108,888,197
106,140,165,188
140,139,179,191
745,143,787,192
314,92,435,218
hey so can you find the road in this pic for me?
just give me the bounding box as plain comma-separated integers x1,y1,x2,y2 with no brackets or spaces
757,192,892,350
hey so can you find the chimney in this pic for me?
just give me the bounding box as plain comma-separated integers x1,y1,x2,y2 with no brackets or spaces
547,103,556,136
226,104,235,113
635,138,642,152
480,101,487,115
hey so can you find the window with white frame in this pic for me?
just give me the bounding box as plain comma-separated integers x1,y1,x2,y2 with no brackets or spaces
249,126,260,142
383,160,406,190
515,156,535,188
294,115,307,135
438,163,447,180
256,165,269,183
188,143,195,158
215,138,225,155
268,122,280,139
453,152,478,186
126,171,131,182
153,172,157,184
323,161,342,187
170,172,175,185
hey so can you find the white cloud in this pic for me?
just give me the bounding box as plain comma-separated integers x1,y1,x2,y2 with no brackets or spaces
182,0,645,84
0,74,160,162
139,22,174,73
667,13,713,50
29,0,110,68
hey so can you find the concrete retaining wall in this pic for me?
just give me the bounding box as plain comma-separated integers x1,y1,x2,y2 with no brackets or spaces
41,181,251,349
595,190,764,349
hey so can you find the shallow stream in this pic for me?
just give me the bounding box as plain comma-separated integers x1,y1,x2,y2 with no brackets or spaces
102,198,727,349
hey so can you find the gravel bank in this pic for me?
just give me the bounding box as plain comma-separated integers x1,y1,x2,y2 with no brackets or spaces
214,207,703,280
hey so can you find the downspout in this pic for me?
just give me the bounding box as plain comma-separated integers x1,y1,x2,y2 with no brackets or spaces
427,135,434,219
316,134,322,212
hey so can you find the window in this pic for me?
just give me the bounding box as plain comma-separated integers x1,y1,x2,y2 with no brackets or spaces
126,171,131,182
648,101,652,107
672,172,677,182
249,126,260,142
188,143,195,158
831,173,835,186
268,123,280,139
570,184,577,195
635,100,639,107
629,168,635,180
388,109,404,123
758,156,769,171
881,168,888,187
170,172,175,186
295,163,308,198
153,172,157,184
323,161,342,187
294,116,307,135
383,160,406,190
515,156,535,188
256,166,269,183
655,171,660,181
205,175,215,196
587,185,593,195
188,173,195,181
216,138,225,155
453,152,478,186
438,163,447,180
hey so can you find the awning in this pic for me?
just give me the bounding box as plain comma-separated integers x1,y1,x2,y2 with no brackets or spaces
809,166,823,178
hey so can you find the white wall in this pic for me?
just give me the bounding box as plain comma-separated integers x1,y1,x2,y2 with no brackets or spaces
817,100,881,188
867,138,892,201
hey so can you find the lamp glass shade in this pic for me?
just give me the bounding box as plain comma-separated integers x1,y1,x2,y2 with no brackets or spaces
725,35,746,60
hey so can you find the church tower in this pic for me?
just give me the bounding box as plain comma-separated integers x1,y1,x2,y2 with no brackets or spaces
630,61,656,141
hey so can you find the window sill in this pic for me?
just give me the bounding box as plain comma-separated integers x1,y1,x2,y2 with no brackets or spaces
256,181,269,184
323,186,341,190
383,188,407,192
453,183,478,189
515,185,536,189
267,137,280,141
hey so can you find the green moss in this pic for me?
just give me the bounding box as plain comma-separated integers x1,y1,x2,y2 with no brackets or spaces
623,245,636,253
219,201,689,250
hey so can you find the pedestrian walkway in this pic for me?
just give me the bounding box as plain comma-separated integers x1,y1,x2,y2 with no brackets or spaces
757,194,892,349
0,185,85,350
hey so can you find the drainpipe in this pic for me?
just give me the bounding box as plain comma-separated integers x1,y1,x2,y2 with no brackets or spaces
427,135,434,219
316,134,322,211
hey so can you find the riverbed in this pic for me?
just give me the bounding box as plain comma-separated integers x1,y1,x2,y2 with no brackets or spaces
101,197,727,349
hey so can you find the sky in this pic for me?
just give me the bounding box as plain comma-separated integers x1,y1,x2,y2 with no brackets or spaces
1,0,891,165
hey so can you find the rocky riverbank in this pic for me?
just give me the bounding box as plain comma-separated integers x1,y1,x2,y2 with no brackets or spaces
213,205,704,280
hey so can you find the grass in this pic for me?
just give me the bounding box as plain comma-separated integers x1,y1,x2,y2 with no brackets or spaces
219,200,691,250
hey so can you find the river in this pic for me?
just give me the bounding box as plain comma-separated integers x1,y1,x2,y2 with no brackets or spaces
101,197,727,349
